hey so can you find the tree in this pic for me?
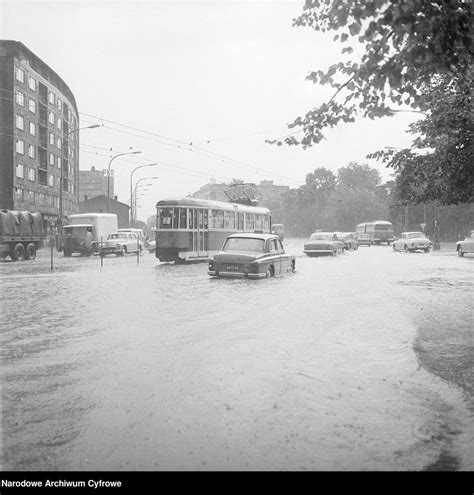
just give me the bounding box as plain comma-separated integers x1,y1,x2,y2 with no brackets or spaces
268,0,472,204
337,162,381,191
304,167,337,199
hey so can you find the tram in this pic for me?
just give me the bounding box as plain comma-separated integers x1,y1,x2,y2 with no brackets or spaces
154,198,272,262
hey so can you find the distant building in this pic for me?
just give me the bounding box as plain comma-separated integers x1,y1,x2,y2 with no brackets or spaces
191,180,289,206
78,195,129,228
191,183,229,202
0,40,80,227
79,166,114,202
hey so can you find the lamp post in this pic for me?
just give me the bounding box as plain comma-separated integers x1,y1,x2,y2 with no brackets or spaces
132,176,159,227
106,151,142,213
129,163,158,226
59,124,100,226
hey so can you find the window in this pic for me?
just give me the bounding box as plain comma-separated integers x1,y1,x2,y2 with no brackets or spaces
224,211,235,229
16,91,24,106
48,174,54,186
57,117,62,130
29,122,36,136
28,168,35,181
57,137,62,149
49,132,55,145
16,163,24,178
48,91,55,104
210,209,224,229
244,213,255,231
49,152,55,166
255,214,263,230
15,188,24,201
179,208,187,229
57,156,61,169
15,140,24,154
16,115,24,130
15,67,25,83
28,99,36,113
49,111,55,124
28,76,36,91
270,239,279,253
28,144,35,158
57,98,62,110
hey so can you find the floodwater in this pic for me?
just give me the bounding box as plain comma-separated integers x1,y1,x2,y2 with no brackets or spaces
1,240,473,471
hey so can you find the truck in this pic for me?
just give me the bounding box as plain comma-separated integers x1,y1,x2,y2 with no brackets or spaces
57,213,118,257
0,209,46,261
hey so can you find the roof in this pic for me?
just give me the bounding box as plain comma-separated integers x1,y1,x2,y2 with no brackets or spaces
226,232,278,240
156,197,270,214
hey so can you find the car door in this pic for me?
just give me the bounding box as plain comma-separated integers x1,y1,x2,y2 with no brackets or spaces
277,238,289,272
269,238,281,275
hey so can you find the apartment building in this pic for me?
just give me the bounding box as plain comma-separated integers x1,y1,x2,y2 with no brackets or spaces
0,40,79,227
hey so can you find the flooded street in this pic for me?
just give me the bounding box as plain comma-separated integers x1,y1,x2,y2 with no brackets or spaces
1,240,473,471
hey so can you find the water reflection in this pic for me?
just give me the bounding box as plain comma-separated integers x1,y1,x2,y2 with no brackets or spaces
1,242,473,470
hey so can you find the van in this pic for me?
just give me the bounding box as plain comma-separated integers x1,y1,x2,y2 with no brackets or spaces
58,213,118,256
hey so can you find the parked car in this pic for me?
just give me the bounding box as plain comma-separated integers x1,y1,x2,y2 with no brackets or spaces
456,230,474,257
303,232,345,257
357,233,372,246
117,228,145,249
392,232,432,252
99,232,143,256
335,232,358,251
208,233,295,279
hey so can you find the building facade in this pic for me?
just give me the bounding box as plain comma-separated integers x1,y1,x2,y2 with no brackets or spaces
0,40,79,228
79,166,114,203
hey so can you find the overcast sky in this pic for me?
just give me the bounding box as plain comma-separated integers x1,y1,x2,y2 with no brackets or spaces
2,0,418,220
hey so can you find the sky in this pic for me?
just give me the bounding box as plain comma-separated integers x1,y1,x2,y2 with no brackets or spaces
1,0,419,220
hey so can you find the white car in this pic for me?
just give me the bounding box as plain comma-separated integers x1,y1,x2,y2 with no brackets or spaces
456,230,474,257
99,232,143,256
392,232,432,252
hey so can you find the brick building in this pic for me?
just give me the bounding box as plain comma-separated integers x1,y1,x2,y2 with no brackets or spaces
0,40,80,228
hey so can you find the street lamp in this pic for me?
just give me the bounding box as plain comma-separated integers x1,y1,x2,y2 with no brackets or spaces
59,124,100,226
107,150,142,213
129,163,158,226
132,176,159,226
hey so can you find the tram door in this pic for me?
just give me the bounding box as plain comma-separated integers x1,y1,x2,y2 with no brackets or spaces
197,209,208,257
190,209,198,256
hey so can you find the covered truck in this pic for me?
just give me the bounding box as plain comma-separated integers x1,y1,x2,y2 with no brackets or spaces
57,213,118,256
0,209,45,261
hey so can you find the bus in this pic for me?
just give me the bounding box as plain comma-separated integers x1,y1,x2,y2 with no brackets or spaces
155,198,272,262
356,220,394,245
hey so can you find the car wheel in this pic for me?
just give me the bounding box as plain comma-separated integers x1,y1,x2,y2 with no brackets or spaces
457,247,464,257
291,260,296,273
265,265,274,278
404,245,409,252
12,243,26,261
25,243,37,260
332,249,337,256
392,244,396,251
423,247,430,253
118,246,127,257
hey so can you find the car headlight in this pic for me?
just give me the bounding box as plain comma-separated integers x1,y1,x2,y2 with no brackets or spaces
116,243,121,249
208,262,213,269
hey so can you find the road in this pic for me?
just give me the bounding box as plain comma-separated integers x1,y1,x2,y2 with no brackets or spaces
1,240,473,470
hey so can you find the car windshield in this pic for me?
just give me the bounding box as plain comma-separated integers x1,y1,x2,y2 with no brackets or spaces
408,232,425,239
107,233,128,240
222,237,265,253
310,233,332,241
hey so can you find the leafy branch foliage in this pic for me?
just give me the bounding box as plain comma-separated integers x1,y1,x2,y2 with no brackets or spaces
268,0,472,204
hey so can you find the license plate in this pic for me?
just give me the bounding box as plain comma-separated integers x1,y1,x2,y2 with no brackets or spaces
225,265,240,271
